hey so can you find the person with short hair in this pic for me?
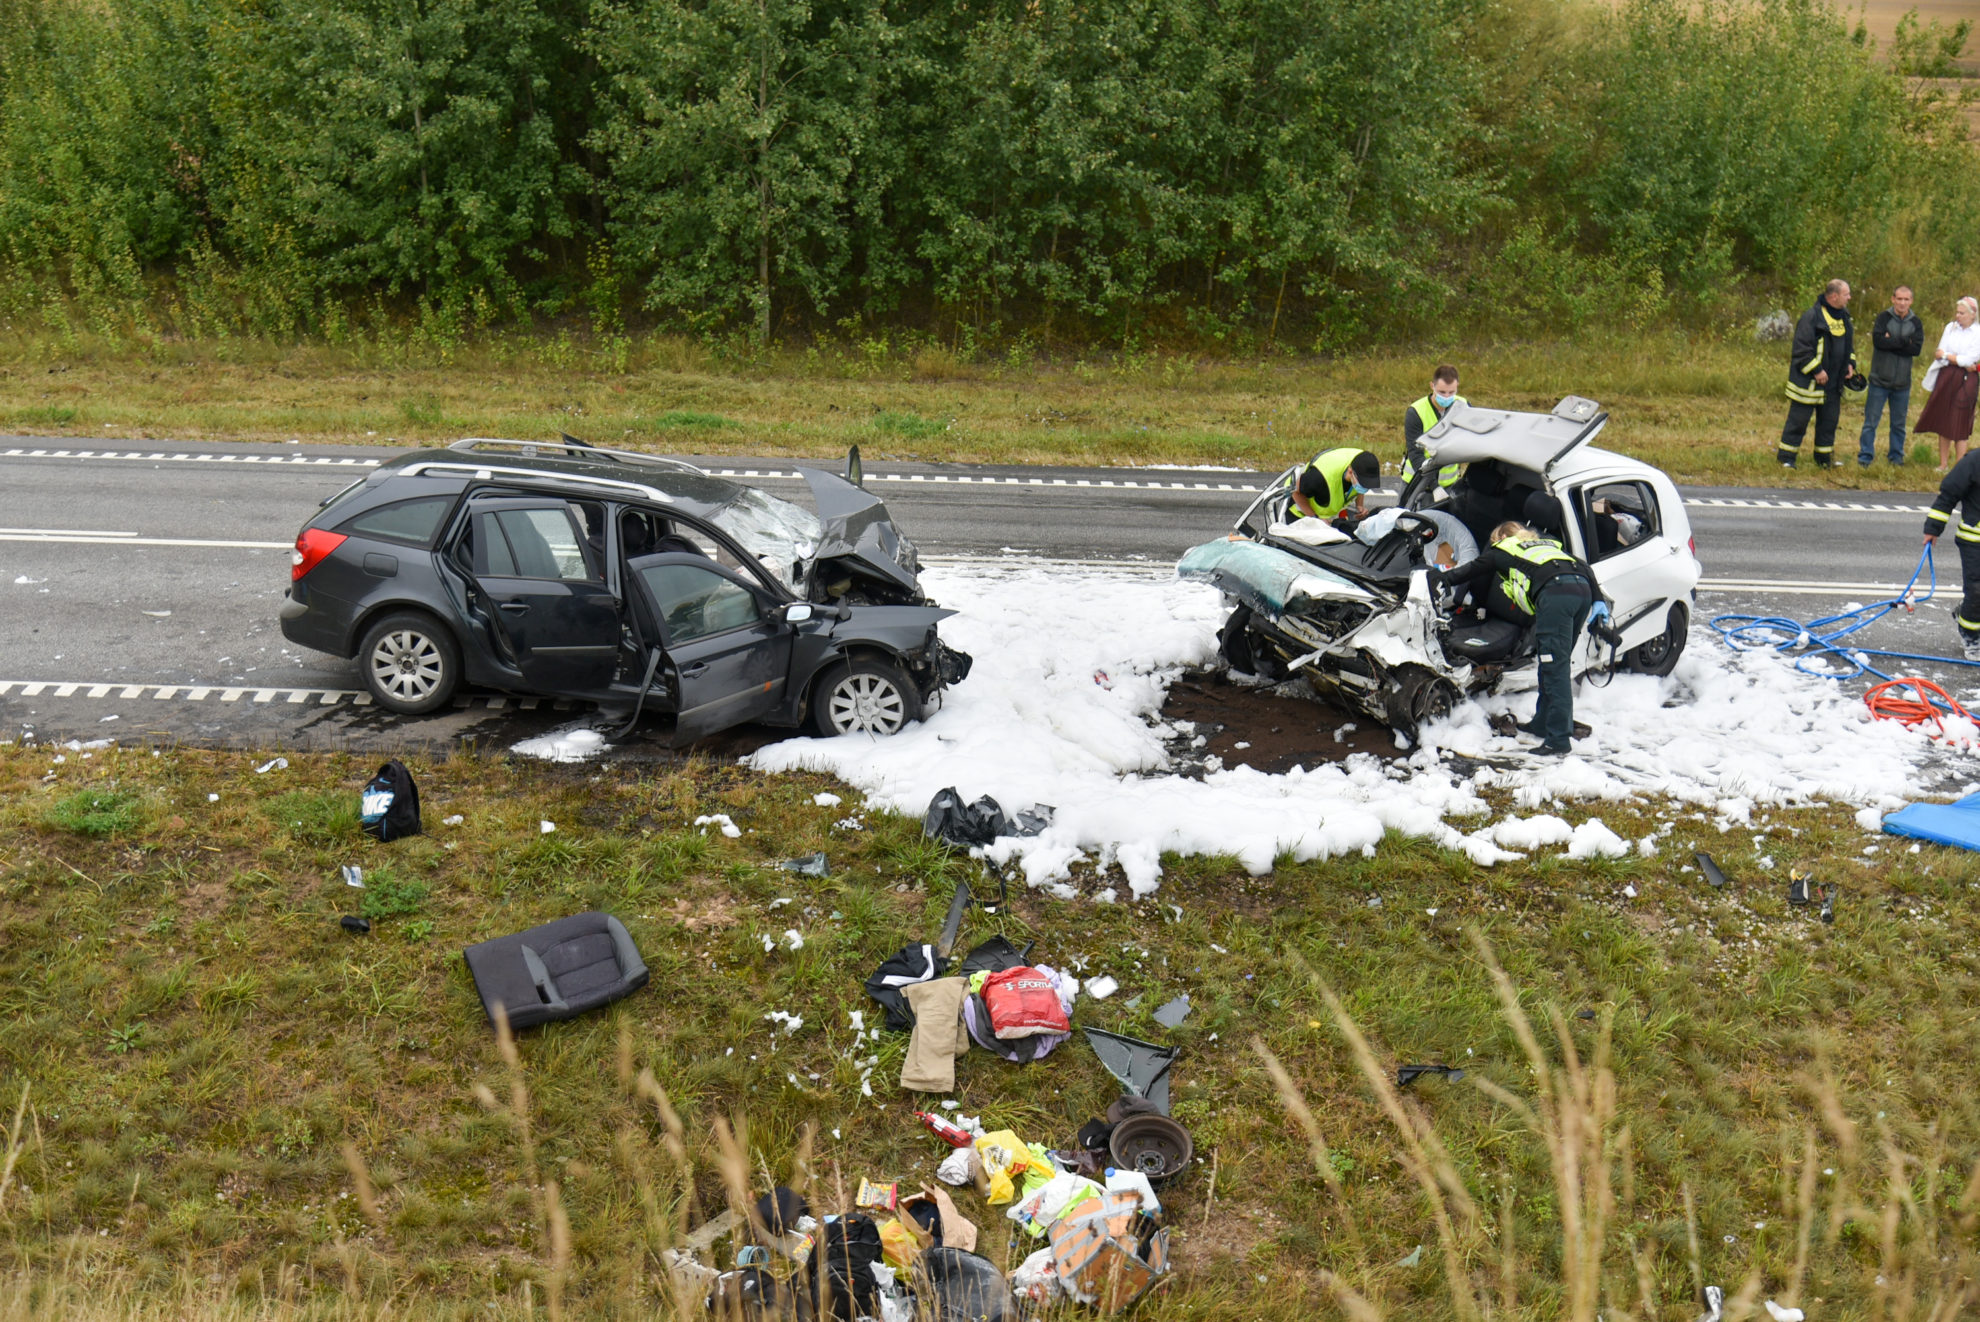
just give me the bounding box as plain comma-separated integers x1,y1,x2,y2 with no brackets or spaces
1289,448,1381,523
1431,520,1606,755
1401,365,1465,489
1778,279,1857,469
1858,286,1924,467
1917,296,1980,471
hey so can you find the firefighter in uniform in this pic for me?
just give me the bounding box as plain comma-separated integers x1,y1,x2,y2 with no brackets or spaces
1431,521,1608,754
1289,448,1381,523
1779,279,1859,468
1401,365,1466,489
1922,446,1980,661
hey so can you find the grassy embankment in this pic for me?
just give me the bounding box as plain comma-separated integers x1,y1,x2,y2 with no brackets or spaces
0,330,1960,491
2,744,1979,1318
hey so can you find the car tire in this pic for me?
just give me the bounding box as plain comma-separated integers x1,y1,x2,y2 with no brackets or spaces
1624,602,1688,677
812,656,917,737
358,611,461,715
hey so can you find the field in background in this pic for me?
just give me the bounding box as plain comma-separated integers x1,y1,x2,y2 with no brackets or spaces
0,331,1965,491
2,745,1979,1317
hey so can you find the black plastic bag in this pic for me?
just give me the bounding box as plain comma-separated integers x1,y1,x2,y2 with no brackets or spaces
360,759,421,841
922,787,1011,848
798,1214,881,1320
913,1247,1024,1322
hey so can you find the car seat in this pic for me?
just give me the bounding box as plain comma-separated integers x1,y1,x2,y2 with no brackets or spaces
462,911,648,1030
1441,614,1529,665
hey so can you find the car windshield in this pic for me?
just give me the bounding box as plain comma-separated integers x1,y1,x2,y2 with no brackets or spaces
706,486,821,591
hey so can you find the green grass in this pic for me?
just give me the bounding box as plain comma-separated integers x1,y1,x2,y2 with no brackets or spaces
44,787,143,837
0,328,1952,490
1,745,1977,1318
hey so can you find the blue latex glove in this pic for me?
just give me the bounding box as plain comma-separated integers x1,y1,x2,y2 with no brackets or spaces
1586,601,1611,624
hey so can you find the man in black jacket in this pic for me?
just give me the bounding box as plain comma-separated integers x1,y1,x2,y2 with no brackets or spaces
1857,285,1924,467
1778,279,1858,469
1922,449,1980,661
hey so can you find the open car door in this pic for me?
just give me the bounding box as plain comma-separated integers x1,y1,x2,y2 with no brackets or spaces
462,500,621,695
628,553,794,741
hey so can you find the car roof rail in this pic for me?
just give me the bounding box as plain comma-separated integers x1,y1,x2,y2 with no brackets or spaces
447,437,709,476
397,460,676,504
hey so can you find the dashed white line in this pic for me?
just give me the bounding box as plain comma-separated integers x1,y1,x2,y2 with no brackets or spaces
0,679,576,711
1,447,377,467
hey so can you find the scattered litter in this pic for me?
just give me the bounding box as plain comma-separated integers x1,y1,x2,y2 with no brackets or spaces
1151,995,1191,1029
1695,852,1729,888
1817,883,1837,924
856,1179,899,1212
540,820,557,834
339,916,370,935
1045,1188,1172,1311
923,787,1052,848
1697,1286,1724,1322
780,852,829,877
341,865,364,889
207,793,219,802
255,757,288,774
360,760,422,841
98,714,118,723
1763,1303,1804,1322
1787,871,1812,907
1397,1064,1465,1087
1085,976,1119,1000
782,929,805,951
1396,1245,1424,1268
1092,670,1112,689
694,813,741,838
916,1111,977,1147
765,1010,804,1034
1621,883,1638,899
442,814,464,826
814,792,843,807
1084,1028,1177,1114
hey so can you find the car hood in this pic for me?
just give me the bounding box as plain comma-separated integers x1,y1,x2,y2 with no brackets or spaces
796,468,922,593
1177,537,1379,616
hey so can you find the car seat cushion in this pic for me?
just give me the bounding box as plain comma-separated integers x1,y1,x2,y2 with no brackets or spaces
463,911,649,1030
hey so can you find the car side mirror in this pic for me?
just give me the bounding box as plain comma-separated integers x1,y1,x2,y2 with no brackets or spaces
784,602,814,623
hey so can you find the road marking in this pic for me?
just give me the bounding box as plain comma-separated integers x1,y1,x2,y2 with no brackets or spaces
0,530,288,548
1,448,378,468
0,680,578,711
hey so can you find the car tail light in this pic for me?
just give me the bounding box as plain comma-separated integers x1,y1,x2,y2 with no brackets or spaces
291,528,347,581
1688,535,1696,558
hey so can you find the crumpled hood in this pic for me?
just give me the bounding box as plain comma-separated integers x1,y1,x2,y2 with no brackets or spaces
797,467,922,593
1176,538,1376,616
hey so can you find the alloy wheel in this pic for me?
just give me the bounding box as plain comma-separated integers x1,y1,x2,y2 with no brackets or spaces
370,629,445,704
827,672,907,735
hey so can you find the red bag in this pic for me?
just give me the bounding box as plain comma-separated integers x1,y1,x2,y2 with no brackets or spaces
981,966,1070,1040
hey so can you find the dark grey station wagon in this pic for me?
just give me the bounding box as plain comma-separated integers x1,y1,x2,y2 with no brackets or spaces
279,439,971,739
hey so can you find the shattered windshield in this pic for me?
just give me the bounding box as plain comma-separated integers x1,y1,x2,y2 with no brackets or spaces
707,486,822,592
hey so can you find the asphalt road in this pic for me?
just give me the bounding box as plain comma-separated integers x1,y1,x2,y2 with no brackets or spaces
0,437,1965,751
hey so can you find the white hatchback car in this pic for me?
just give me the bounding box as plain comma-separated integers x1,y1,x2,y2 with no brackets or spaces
1178,396,1702,741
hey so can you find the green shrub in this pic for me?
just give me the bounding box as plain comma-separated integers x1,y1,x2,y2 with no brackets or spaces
359,870,430,921
47,788,142,838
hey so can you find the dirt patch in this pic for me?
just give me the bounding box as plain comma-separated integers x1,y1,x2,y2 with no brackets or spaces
666,883,743,933
1161,669,1404,774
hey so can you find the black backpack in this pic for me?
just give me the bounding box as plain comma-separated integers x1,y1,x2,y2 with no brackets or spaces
360,759,422,841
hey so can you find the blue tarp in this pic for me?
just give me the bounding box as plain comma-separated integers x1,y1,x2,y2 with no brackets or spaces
1882,792,1980,852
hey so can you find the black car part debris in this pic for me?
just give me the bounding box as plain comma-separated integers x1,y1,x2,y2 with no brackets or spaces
1817,882,1837,924
1083,1027,1177,1114
935,876,972,958
1695,852,1729,888
1110,1112,1194,1181
339,915,371,935
461,912,648,1031
923,787,1052,849
1397,1064,1466,1087
956,934,1031,976
1787,871,1812,907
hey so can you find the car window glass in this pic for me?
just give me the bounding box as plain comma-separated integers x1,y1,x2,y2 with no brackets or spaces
639,562,762,643
341,497,452,545
1581,482,1659,560
492,508,592,581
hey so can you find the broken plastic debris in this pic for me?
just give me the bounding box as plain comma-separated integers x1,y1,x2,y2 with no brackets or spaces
1085,975,1120,1000
1152,995,1191,1029
1787,871,1811,907
1397,1064,1465,1087
539,820,556,834
442,814,464,826
780,852,829,877
339,916,370,935
764,1010,803,1034
781,930,804,951
1763,1303,1804,1322
694,813,741,839
207,793,220,803
1695,852,1729,888
341,865,364,889
1396,1245,1423,1268
255,757,288,774
1698,1285,1724,1322
1083,1027,1177,1114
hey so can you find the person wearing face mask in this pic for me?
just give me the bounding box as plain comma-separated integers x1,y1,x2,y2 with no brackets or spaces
1778,279,1858,469
1917,296,1980,471
1858,285,1923,468
1400,365,1466,490
1288,448,1381,524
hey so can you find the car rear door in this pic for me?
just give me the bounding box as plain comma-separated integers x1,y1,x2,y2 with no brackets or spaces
628,553,793,740
1564,476,1682,649
464,500,621,695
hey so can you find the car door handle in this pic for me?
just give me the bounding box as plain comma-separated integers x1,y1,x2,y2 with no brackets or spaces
499,601,530,613
680,663,709,678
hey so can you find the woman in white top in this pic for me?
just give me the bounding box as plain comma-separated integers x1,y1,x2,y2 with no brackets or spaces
1918,297,1980,469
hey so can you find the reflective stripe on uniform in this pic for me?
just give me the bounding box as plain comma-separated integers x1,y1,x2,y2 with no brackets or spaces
1493,535,1577,617
1958,613,1980,631
1290,448,1361,521
1401,396,1464,487
1927,509,1950,523
1802,353,1824,374
1785,382,1825,404
1957,520,1980,543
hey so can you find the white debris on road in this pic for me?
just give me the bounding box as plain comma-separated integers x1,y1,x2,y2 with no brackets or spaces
511,723,608,763
749,563,1946,898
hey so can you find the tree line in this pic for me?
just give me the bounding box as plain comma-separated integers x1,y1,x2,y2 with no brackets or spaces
0,0,1971,347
